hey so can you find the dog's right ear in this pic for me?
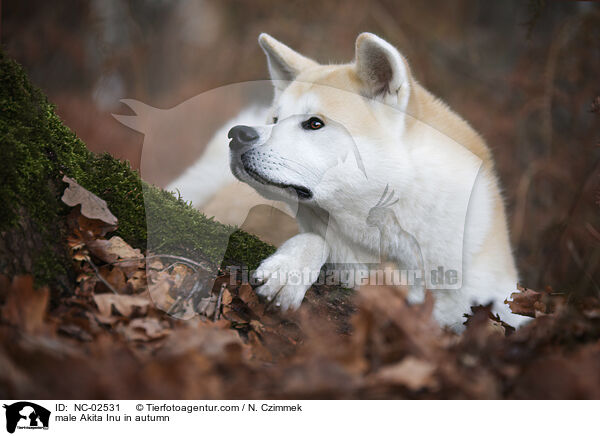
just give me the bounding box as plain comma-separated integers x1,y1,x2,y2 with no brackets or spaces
258,33,317,91
354,33,412,109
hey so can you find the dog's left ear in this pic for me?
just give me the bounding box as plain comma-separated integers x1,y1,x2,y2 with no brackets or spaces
259,33,318,91
355,33,411,108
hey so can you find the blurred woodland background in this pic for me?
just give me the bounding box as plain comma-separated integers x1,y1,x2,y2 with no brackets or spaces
2,0,599,295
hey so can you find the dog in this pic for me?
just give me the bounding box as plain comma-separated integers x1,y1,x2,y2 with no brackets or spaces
169,32,527,331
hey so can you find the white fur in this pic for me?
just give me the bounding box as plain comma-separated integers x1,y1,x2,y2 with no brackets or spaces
174,33,528,331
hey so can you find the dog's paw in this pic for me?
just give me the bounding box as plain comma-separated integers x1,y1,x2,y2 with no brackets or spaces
252,255,313,312
252,233,328,312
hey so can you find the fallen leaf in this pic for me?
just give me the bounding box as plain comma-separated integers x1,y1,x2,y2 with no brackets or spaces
222,289,233,306
148,259,164,270
147,272,175,312
506,286,543,318
87,236,142,264
371,356,438,391
171,264,193,287
248,330,272,361
123,318,171,341
73,251,89,262
464,304,515,336
59,324,94,341
98,265,128,294
506,284,565,318
196,295,218,318
61,176,118,227
127,270,147,293
158,321,245,362
93,293,150,318
239,283,259,306
74,214,116,239
93,312,120,326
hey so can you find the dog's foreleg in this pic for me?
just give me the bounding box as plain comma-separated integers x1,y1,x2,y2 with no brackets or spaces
253,233,329,311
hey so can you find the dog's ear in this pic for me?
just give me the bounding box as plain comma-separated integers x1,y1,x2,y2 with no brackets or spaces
258,33,317,90
354,33,411,108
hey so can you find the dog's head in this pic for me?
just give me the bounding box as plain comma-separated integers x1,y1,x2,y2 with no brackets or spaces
229,33,415,207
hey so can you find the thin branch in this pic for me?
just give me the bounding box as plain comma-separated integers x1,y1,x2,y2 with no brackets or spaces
214,283,226,322
87,257,119,295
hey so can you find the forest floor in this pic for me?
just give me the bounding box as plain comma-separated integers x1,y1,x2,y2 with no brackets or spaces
2,177,600,399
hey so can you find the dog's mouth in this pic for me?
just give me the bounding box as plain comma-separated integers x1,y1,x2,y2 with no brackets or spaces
244,167,313,200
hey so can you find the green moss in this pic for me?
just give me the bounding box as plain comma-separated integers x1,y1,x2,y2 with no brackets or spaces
0,50,274,289
143,184,274,270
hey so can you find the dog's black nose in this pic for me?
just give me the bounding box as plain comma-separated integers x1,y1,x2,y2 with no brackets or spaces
228,125,259,149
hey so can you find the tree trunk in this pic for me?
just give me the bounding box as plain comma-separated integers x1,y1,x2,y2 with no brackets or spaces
0,50,274,295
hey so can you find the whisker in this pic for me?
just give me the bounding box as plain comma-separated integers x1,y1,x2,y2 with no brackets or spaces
278,156,320,179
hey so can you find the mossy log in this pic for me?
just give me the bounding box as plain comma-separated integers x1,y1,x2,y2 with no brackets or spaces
0,50,274,293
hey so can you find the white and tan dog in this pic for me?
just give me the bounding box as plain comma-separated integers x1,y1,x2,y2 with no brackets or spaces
169,33,526,330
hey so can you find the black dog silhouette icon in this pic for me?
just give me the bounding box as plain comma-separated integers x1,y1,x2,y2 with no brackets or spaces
3,402,50,433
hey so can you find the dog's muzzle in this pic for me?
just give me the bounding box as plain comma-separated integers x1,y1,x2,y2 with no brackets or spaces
228,125,259,150
238,151,313,200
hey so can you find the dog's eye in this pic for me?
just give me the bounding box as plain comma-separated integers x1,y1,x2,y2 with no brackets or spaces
272,116,278,124
302,117,325,131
